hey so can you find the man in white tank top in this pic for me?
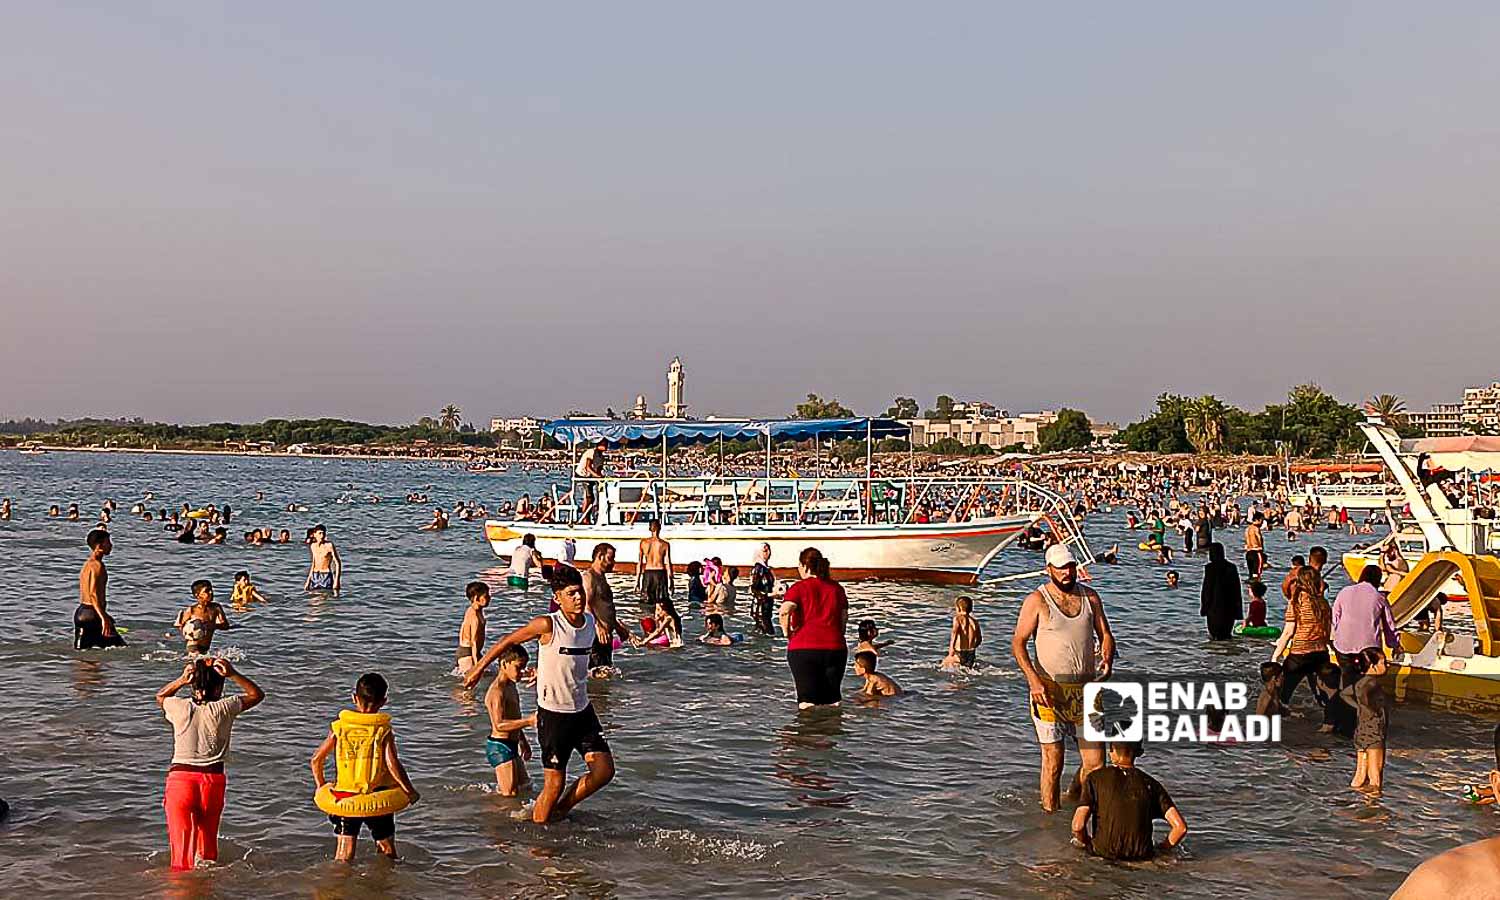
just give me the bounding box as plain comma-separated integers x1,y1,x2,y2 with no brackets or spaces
1010,544,1117,812
464,566,616,823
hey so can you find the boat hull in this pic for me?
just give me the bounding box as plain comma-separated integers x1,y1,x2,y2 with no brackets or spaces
484,518,1029,585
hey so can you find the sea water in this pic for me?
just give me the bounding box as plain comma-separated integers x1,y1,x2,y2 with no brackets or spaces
0,451,1494,898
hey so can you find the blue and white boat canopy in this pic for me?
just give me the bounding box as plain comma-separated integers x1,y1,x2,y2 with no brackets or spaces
542,417,910,448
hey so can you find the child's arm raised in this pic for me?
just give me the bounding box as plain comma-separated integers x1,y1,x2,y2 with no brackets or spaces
310,730,336,788
463,615,552,689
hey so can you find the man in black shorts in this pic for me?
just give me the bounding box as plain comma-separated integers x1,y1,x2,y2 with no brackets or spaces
582,543,631,670
465,563,615,823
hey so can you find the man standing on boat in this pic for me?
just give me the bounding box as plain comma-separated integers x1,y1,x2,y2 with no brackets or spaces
575,440,606,524
1011,544,1116,812
637,519,673,608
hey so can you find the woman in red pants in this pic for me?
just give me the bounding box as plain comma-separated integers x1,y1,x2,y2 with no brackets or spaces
155,657,264,870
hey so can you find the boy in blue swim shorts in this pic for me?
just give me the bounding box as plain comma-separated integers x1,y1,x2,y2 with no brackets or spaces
484,644,534,796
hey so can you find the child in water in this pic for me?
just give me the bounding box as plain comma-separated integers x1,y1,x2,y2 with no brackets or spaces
686,561,708,608
175,580,233,654
229,570,267,607
854,650,902,698
310,672,420,861
456,581,489,676
1316,662,1356,737
855,619,894,657
942,597,982,668
484,645,534,796
638,598,684,648
1255,661,1286,716
1342,648,1390,792
699,613,735,646
1245,580,1268,628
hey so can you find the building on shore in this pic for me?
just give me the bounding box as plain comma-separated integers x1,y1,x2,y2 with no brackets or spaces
1462,383,1500,432
489,416,543,435
903,411,1061,451
1407,403,1464,438
664,356,687,419
1407,381,1500,437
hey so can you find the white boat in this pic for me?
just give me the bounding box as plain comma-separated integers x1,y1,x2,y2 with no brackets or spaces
483,418,1091,585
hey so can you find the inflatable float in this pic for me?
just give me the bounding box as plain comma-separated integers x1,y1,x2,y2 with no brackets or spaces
184,508,214,520
1235,625,1281,638
313,710,411,818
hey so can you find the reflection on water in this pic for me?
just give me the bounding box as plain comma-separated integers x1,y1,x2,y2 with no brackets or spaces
1,451,1498,898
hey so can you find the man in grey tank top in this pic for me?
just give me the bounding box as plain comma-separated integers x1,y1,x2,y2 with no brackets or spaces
1011,544,1117,812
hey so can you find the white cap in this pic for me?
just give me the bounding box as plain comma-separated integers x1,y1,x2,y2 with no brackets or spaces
1045,544,1077,568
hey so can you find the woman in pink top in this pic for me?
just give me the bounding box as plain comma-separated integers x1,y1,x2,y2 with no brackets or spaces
780,547,849,708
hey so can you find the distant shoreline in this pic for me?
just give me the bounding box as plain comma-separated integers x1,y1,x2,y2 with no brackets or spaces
8,445,568,466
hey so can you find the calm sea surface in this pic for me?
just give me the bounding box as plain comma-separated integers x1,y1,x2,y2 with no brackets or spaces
1,451,1496,899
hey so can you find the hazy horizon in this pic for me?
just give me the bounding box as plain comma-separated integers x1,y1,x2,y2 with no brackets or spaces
4,3,1499,426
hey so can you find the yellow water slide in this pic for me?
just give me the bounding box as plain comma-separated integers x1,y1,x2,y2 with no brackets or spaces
1387,551,1500,652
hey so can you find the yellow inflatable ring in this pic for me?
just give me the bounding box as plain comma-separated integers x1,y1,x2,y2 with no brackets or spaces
185,508,214,519
1138,542,1162,552
315,783,410,817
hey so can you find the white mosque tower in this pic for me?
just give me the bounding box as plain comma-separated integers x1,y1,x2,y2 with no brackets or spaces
664,356,687,419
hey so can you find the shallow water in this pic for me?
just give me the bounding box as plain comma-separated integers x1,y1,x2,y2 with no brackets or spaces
0,451,1495,899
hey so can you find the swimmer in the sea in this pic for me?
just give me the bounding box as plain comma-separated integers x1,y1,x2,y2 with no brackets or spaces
941,597,982,668
457,581,489,676
419,507,449,531
484,644,534,796
854,619,894,657
854,650,902,698
699,613,734,645
230,570,267,607
304,524,341,594
175,579,233,654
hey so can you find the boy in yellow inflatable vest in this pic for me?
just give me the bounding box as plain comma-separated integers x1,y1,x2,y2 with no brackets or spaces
310,672,420,861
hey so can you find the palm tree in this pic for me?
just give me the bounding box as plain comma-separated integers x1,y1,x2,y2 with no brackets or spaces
438,405,462,431
1365,393,1407,427
1183,395,1229,454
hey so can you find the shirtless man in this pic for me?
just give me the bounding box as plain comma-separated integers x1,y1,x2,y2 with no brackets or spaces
1011,544,1115,812
637,519,673,607
303,524,341,594
582,543,632,671
575,440,606,524
1244,513,1266,581
76,529,125,649
1392,767,1500,898
419,507,449,531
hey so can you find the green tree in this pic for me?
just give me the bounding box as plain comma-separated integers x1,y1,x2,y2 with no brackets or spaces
883,397,919,419
1183,395,1230,454
439,405,463,431
794,393,855,419
1038,408,1094,451
1279,384,1362,457
923,395,958,421
924,437,969,455
1118,394,1193,453
1364,393,1407,428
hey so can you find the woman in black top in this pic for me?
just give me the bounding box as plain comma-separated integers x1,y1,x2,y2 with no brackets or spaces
1199,542,1242,640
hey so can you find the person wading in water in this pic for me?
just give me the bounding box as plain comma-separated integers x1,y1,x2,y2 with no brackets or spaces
1011,544,1116,812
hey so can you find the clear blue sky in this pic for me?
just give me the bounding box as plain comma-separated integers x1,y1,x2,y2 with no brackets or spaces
3,2,1498,425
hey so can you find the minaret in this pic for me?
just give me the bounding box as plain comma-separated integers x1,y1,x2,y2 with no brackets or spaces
631,394,649,419
664,356,687,419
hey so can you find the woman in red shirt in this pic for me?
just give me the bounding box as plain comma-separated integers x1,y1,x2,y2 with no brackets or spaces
781,547,849,708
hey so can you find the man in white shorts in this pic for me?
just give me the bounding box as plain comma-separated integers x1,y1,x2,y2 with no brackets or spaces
1011,544,1117,811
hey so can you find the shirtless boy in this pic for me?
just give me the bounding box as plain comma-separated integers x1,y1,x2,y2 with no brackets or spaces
457,581,489,676
582,544,631,671
854,651,902,698
637,520,673,606
304,525,341,594
484,645,535,796
76,529,126,649
174,579,233,654
943,596,982,668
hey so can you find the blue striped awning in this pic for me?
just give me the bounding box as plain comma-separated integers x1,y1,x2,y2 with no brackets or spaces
542,418,909,448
